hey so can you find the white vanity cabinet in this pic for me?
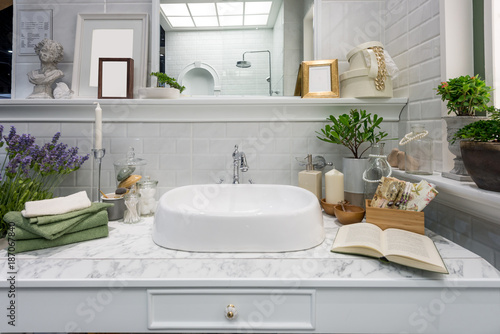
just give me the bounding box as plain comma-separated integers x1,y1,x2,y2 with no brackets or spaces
1,214,500,333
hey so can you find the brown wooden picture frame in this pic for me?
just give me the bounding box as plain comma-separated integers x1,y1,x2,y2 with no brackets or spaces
98,58,134,99
300,59,339,98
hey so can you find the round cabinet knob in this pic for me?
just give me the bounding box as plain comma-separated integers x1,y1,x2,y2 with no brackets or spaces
225,304,237,320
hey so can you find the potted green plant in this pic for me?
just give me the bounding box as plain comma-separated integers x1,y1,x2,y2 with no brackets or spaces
435,75,491,179
450,109,500,191
139,72,185,99
316,109,389,205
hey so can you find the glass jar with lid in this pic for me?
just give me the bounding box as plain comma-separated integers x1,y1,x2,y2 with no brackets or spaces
137,176,158,217
113,147,147,189
401,124,433,175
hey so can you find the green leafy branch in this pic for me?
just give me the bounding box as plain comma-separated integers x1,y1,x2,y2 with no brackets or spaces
316,109,389,159
150,72,186,93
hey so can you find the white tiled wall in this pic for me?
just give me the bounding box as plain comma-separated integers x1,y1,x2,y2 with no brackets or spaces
384,0,443,172
1,118,398,201
317,0,443,171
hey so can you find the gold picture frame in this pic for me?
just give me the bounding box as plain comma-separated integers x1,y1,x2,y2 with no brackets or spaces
299,59,339,98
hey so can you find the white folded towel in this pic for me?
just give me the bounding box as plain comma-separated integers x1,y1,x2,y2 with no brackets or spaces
21,191,92,218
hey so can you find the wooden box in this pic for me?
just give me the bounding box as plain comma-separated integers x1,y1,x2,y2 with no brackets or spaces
365,200,425,235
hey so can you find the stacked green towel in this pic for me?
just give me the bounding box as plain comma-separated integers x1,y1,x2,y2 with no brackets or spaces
3,202,113,254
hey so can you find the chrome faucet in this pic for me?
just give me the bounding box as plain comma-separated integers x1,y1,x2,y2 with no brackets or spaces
232,145,249,184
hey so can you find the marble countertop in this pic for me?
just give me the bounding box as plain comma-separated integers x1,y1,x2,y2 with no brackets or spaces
1,213,499,288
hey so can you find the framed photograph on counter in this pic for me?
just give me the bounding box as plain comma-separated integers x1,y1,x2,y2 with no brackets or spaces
71,13,148,98
298,60,339,98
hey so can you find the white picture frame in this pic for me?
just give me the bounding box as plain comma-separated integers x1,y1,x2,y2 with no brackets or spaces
72,13,148,99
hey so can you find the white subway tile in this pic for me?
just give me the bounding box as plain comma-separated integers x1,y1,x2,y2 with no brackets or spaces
160,123,191,138
127,123,160,137
110,138,143,154
143,138,176,154
28,123,61,137
193,123,226,138
160,154,191,171
193,139,209,154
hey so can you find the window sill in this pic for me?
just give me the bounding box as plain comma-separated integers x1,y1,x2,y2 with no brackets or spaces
392,170,500,225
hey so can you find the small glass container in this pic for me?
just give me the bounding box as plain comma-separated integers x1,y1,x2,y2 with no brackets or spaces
113,147,147,189
363,143,392,202
137,176,158,217
123,190,141,224
404,124,433,175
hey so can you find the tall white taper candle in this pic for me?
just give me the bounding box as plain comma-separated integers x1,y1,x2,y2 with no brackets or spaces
94,102,102,149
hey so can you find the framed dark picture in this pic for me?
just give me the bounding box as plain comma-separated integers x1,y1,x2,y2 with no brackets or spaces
98,58,134,99
300,59,339,98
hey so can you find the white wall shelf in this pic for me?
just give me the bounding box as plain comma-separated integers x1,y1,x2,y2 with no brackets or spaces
0,97,408,123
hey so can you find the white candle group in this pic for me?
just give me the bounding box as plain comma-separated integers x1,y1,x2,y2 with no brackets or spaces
94,102,103,149
325,169,344,204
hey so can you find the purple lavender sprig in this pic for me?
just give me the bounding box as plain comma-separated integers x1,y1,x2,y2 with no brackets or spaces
1,126,90,237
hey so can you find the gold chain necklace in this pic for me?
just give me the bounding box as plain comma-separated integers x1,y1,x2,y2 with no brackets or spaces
369,46,387,91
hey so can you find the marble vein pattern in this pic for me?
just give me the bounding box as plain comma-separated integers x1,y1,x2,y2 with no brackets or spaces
1,213,499,286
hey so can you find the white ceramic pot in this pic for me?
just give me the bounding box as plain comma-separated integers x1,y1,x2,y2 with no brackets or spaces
342,157,368,193
138,87,180,99
342,157,368,207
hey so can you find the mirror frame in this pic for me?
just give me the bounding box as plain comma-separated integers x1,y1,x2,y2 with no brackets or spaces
150,0,320,96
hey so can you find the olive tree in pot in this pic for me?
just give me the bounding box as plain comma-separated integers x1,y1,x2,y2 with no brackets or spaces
316,109,389,206
451,109,500,192
435,75,491,180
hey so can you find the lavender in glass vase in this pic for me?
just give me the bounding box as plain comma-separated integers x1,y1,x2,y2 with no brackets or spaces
0,125,89,237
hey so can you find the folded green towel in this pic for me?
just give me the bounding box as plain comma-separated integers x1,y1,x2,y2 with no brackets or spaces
3,203,112,240
29,202,112,225
11,225,109,254
12,210,109,241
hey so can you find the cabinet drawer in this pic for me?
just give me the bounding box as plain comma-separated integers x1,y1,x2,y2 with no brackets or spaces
147,288,315,330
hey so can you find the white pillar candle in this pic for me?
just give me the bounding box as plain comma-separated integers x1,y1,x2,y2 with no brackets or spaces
325,169,344,204
94,102,103,149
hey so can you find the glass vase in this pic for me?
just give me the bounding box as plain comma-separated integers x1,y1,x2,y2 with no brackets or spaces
363,143,392,202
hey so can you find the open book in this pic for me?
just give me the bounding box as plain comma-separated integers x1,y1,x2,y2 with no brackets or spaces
331,223,448,274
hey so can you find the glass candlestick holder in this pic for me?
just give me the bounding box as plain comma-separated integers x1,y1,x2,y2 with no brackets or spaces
92,148,106,202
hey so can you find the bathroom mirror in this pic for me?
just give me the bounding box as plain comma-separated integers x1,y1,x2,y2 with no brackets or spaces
154,0,315,96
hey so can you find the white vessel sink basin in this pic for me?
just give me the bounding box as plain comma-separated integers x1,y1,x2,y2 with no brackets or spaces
152,184,325,252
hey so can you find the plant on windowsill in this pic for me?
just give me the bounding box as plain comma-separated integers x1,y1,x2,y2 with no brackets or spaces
450,108,500,192
435,74,492,179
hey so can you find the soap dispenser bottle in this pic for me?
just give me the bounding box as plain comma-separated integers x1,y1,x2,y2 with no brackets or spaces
298,154,322,200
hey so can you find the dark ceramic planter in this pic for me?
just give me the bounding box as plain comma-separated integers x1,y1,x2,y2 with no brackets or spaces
460,141,500,192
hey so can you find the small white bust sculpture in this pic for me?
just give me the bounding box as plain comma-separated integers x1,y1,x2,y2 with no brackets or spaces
26,38,64,99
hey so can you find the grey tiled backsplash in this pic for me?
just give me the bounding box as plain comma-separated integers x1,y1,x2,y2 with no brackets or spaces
425,201,500,270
